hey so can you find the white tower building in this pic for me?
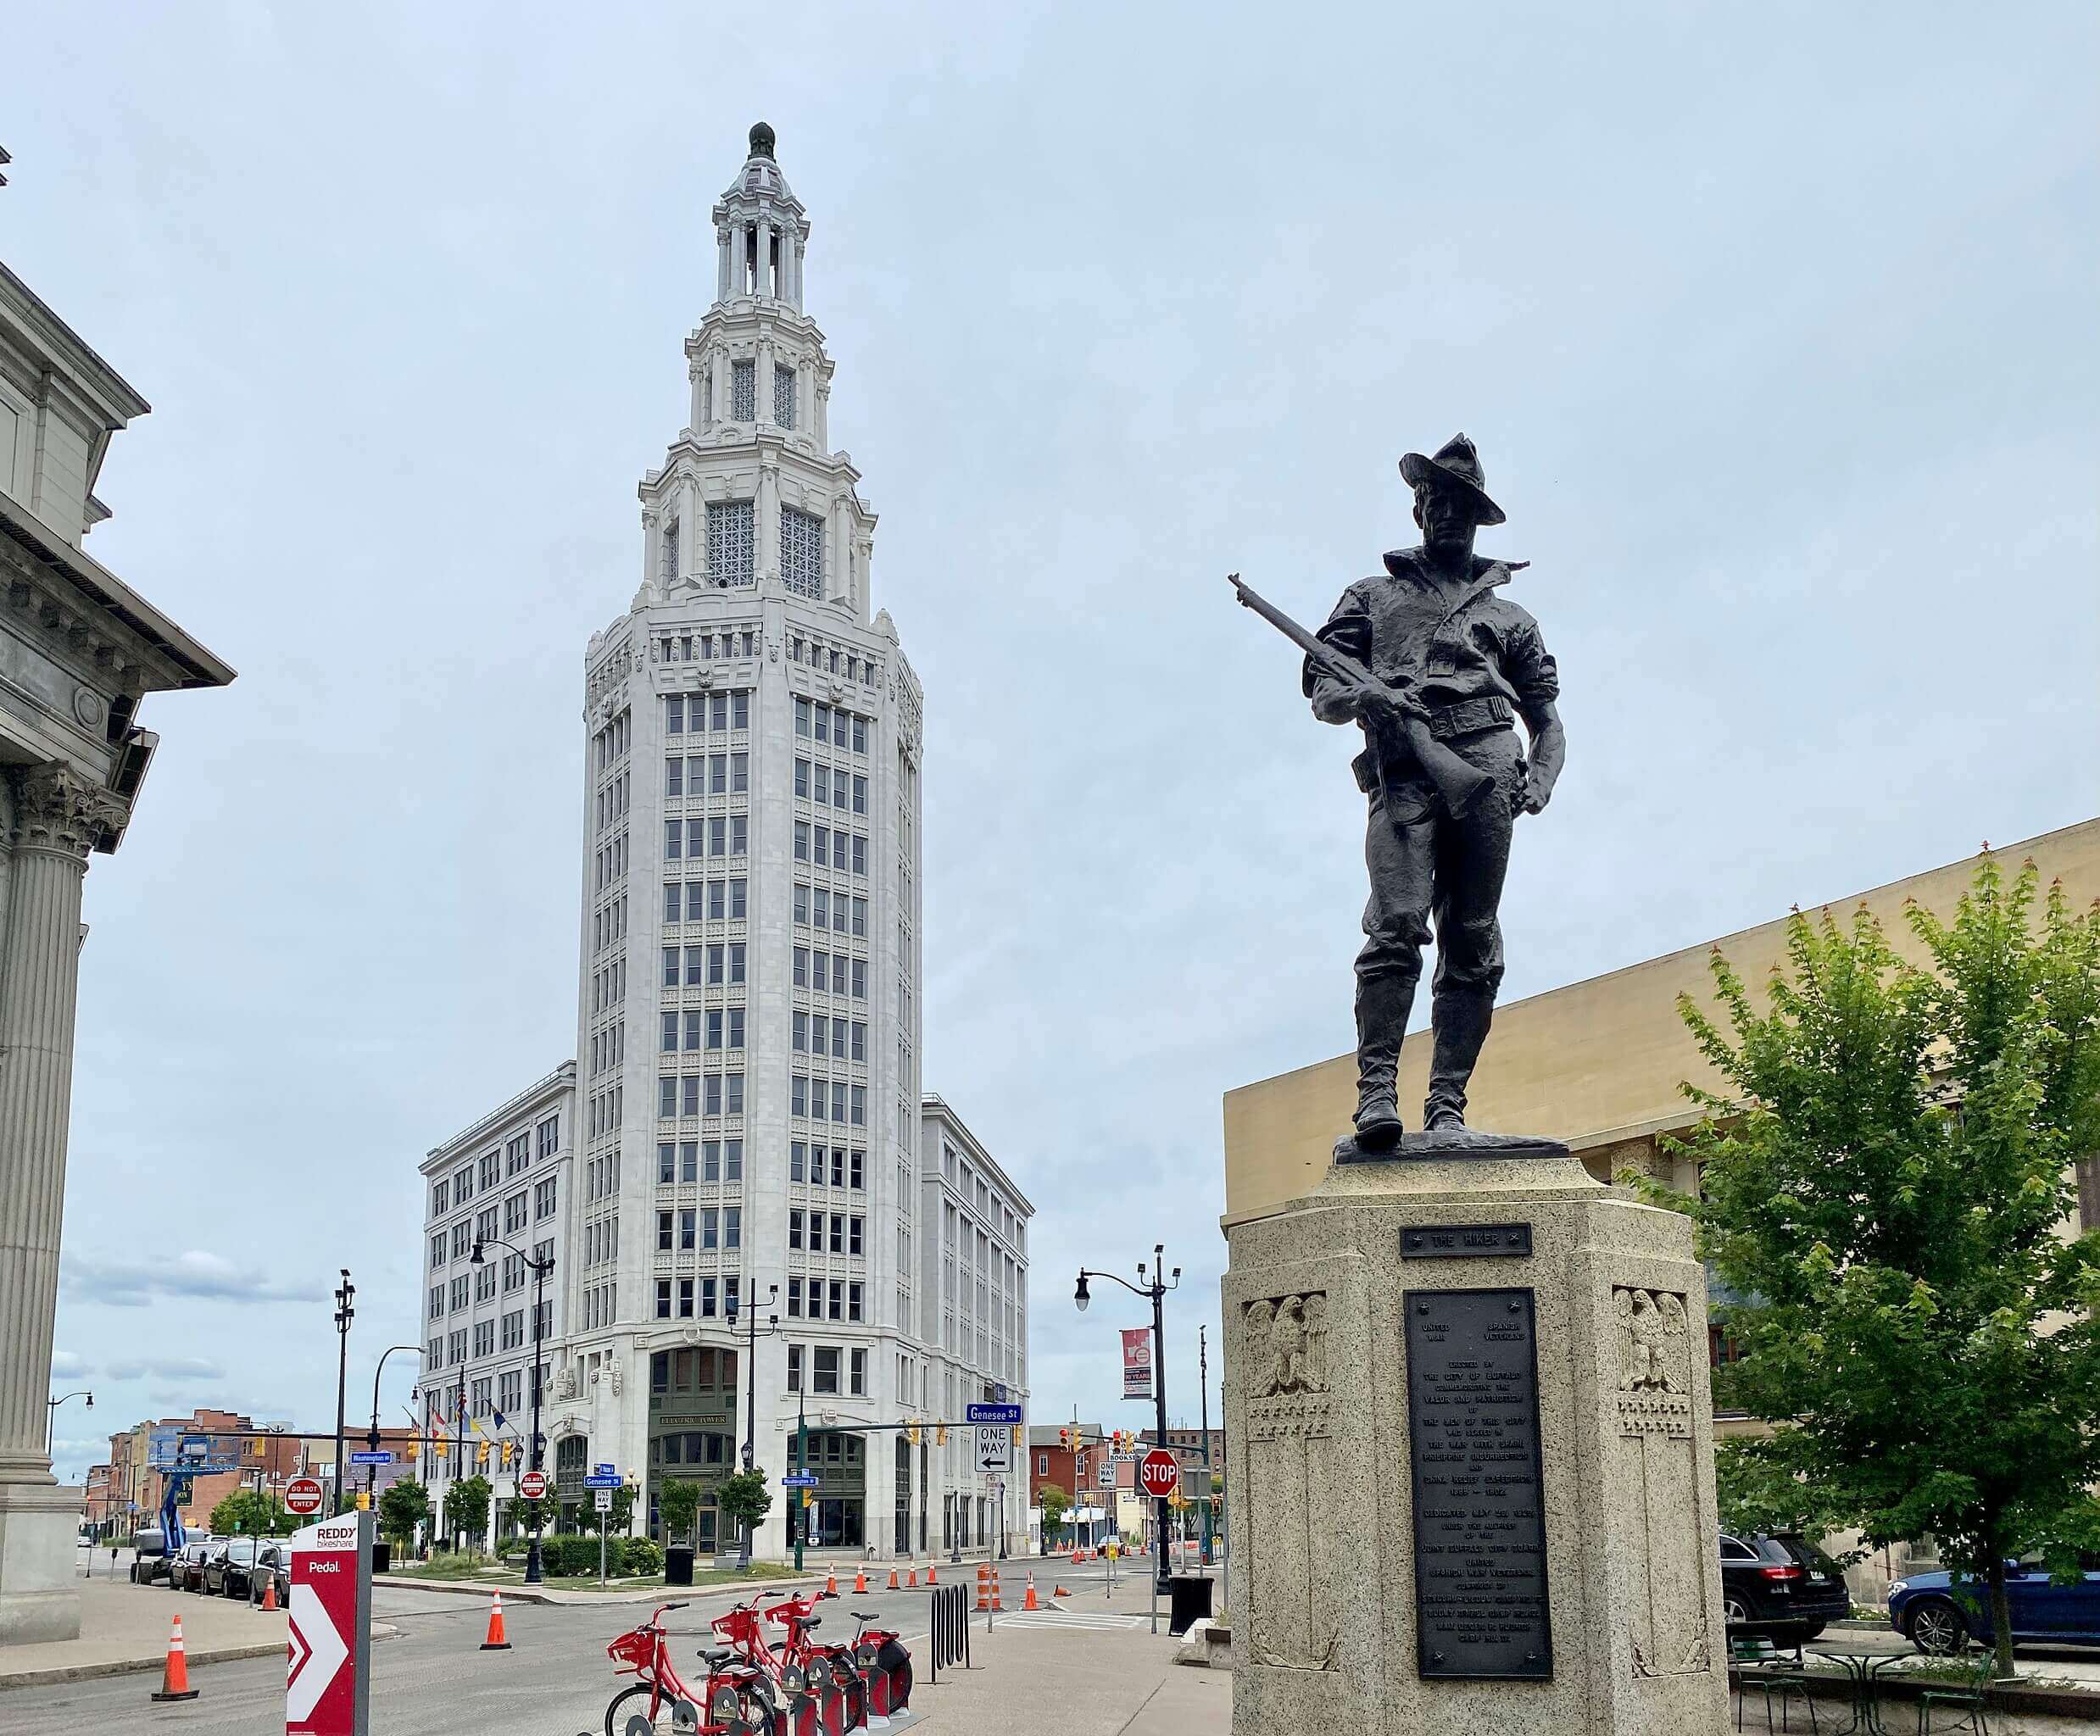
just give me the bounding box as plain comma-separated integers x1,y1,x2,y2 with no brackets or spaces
531,124,1017,1561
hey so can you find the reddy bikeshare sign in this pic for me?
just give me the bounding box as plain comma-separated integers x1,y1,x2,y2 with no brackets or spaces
288,1509,372,1736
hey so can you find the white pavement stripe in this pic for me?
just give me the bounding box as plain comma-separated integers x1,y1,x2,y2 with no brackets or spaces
990,1610,1147,1630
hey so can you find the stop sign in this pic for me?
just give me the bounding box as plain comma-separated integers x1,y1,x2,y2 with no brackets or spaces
518,1469,548,1501
1139,1449,1180,1500
284,1476,325,1516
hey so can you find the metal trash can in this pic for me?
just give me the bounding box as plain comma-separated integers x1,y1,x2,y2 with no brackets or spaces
665,1544,695,1586
371,1540,391,1575
1167,1574,1215,1637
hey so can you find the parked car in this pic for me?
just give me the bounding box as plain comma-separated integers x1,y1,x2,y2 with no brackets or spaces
171,1538,219,1593
129,1527,173,1585
1718,1532,1852,1642
1890,1556,2100,1654
201,1538,267,1599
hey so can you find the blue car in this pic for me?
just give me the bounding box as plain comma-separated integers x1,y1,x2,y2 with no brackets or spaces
1889,1555,2100,1654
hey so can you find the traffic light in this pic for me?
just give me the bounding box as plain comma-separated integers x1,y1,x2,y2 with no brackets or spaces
476,1441,490,1468
1011,1425,1023,1447
1059,1427,1072,1450
906,1424,921,1446
404,1441,419,1463
935,1425,948,1447
500,1441,515,1466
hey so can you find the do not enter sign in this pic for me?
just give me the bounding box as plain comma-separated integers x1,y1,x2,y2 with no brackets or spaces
285,1477,325,1516
518,1469,548,1501
1139,1449,1180,1500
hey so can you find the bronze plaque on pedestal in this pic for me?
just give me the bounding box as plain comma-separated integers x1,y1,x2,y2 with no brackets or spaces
1404,1287,1551,1680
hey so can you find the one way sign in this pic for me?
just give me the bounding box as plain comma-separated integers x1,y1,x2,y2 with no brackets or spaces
972,1426,1011,1476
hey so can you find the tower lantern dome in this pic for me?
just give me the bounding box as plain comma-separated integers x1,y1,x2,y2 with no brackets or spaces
711,120,808,309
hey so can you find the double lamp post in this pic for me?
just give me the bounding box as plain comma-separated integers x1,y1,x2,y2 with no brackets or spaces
1075,1243,1180,1594
471,1236,555,1584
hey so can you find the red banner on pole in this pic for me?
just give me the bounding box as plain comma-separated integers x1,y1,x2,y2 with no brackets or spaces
1121,1328,1153,1401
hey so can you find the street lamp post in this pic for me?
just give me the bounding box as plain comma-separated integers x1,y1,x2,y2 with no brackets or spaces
472,1236,555,1584
366,1345,421,1514
1075,1243,1180,1594
725,1285,780,1570
331,1271,355,1515
1198,1324,1214,1568
46,1389,92,1459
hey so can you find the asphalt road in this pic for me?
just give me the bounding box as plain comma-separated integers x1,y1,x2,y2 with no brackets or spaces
3,1556,1152,1736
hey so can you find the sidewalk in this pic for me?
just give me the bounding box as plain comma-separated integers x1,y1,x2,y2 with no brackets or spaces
0,1578,287,1690
905,1619,1228,1735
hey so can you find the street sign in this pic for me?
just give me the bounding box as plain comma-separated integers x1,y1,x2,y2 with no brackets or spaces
1138,1449,1180,1500
965,1402,1022,1426
348,1451,392,1466
518,1469,548,1501
582,1473,623,1489
1097,1461,1116,1491
285,1477,326,1516
288,1509,371,1736
781,1472,820,1488
593,1488,612,1513
972,1426,1011,1475
593,1461,616,1477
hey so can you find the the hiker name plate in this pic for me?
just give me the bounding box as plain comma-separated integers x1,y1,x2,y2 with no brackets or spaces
1404,1287,1552,1680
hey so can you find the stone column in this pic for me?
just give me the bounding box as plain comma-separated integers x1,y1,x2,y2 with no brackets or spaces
716,224,732,303
755,337,774,428
0,765,121,1645
755,219,772,298
682,475,703,584
757,461,779,587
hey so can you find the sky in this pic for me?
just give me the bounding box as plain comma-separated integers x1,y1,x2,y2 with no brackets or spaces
5,2,2094,1485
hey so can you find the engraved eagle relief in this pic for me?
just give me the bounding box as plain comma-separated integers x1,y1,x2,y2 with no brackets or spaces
1243,1293,1329,1398
1615,1287,1690,1394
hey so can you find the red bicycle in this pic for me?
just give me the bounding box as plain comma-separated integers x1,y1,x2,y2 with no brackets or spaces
604,1601,777,1736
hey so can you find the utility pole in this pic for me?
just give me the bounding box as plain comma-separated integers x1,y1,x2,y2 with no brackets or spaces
331,1271,355,1515
727,1284,779,1569
1198,1324,1214,1569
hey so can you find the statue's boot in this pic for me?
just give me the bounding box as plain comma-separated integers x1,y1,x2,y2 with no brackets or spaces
1423,988,1495,1132
1352,973,1416,1147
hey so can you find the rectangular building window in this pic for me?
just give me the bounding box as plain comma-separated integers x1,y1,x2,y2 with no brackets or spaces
708,499,755,587
660,520,680,584
730,359,755,420
773,361,797,428
781,507,824,600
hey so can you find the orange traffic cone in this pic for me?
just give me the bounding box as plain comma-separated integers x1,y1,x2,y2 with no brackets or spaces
926,1561,937,1586
1053,1583,1071,1599
1023,1573,1039,1611
906,1566,917,1589
886,1565,900,1590
150,1614,199,1702
854,1566,868,1594
825,1568,838,1595
479,1589,511,1651
259,1572,278,1612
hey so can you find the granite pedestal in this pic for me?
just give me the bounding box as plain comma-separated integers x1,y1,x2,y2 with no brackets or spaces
1222,1148,1730,1736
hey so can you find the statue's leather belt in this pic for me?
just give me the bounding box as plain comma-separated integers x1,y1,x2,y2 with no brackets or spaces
1423,694,1512,739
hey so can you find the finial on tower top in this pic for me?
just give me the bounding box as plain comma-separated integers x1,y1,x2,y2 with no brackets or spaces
749,122,776,161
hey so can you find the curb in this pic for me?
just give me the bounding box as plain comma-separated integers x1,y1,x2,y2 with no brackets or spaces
376,1572,832,1605
0,1639,288,1693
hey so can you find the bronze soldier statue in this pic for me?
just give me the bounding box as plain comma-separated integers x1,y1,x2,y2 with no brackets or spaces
1232,434,1566,1150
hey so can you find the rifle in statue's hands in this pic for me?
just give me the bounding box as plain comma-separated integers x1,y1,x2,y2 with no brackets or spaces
1228,572,1496,819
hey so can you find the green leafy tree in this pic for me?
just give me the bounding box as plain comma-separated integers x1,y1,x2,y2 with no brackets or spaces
716,1469,773,1536
209,1488,294,1536
443,1475,493,1549
379,1479,431,1553
1036,1484,1070,1546
658,1477,703,1544
1640,856,2100,1678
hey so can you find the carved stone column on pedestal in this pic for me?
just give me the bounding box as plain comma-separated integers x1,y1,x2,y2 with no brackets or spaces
0,764,124,1644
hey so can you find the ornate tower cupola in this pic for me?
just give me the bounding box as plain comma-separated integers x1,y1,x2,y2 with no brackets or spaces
712,121,809,309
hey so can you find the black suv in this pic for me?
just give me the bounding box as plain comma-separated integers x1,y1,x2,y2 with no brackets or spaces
1719,1532,1851,1642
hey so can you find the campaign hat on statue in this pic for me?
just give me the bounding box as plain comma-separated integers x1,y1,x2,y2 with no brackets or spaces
1399,433,1506,526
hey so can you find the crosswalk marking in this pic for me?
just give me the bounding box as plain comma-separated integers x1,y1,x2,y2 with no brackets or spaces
992,1609,1148,1631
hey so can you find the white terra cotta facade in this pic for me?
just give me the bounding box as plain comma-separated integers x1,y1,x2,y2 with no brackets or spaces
419,125,1029,1562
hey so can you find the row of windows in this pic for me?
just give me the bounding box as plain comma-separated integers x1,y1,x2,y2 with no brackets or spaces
588,1020,625,1080
662,943,749,988
593,833,629,893
660,1006,746,1052
658,1072,747,1117
790,1076,867,1126
788,1277,864,1321
432,1118,560,1216
794,759,867,814
592,896,627,954
788,1210,865,1255
666,691,751,735
794,884,867,936
665,815,749,860
665,878,749,924
793,1012,866,1060
789,642,881,689
427,1186,555,1267
595,771,629,836
792,949,866,999
787,1344,868,1397
649,1346,738,1395
593,709,631,773
792,1143,865,1188
656,1139,745,1184
582,1214,620,1268
591,959,627,1015
655,1205,743,1250
794,698,868,752
666,753,749,798
428,1303,550,1368
653,1273,744,1319
656,628,756,666
586,1152,621,1201
793,824,867,876
588,1085,624,1140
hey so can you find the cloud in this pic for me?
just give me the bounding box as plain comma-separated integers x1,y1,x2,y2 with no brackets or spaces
47,1351,92,1380
103,1356,226,1383
60,1251,320,1308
